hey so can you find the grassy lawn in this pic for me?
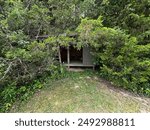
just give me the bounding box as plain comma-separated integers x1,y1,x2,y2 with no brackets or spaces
10,71,150,113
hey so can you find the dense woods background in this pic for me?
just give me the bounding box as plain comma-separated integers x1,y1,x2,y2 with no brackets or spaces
0,0,150,112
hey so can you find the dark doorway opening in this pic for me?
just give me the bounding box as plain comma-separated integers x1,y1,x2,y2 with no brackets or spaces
60,45,83,64
60,47,67,63
70,45,82,63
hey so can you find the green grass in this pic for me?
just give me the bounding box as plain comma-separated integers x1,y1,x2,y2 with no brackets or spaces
10,71,150,113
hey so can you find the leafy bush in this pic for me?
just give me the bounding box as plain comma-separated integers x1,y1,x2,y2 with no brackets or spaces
77,17,150,96
0,64,65,112
1,0,150,113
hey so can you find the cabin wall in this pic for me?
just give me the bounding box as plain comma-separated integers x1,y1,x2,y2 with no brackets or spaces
83,46,93,65
60,45,94,67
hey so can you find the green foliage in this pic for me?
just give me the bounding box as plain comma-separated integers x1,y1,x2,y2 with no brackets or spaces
7,1,26,31
0,83,16,112
0,64,66,112
0,0,150,112
77,17,150,96
44,35,74,47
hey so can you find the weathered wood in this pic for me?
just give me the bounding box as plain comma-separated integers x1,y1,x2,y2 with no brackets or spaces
58,46,62,63
67,46,70,68
83,46,93,65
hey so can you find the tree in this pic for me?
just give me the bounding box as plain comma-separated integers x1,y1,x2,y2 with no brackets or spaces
77,16,150,96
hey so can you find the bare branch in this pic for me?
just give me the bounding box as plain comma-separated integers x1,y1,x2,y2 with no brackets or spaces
17,58,30,74
0,62,12,81
25,0,32,10
36,25,42,40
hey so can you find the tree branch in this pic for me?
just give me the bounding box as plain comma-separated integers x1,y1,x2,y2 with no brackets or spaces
36,25,42,40
0,62,12,81
25,0,32,10
17,58,29,74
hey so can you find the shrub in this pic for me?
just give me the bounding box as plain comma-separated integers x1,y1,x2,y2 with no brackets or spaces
0,64,65,112
77,17,150,96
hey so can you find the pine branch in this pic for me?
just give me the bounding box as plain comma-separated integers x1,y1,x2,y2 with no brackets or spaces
0,62,12,81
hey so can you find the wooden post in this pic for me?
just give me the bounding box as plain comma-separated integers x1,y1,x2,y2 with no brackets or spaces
58,46,61,63
67,46,70,68
93,65,95,70
47,44,51,65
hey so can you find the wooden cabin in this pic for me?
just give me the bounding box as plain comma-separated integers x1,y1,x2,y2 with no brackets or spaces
37,35,94,69
60,45,94,69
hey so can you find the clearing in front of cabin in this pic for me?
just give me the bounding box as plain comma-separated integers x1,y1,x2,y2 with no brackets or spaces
10,71,150,113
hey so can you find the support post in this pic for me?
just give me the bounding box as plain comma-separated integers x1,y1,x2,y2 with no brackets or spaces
58,46,61,63
67,46,70,68
93,65,95,70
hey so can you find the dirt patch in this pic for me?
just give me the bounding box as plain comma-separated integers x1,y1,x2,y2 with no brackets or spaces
67,68,85,72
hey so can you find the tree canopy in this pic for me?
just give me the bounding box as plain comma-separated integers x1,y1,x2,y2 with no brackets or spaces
0,0,150,112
